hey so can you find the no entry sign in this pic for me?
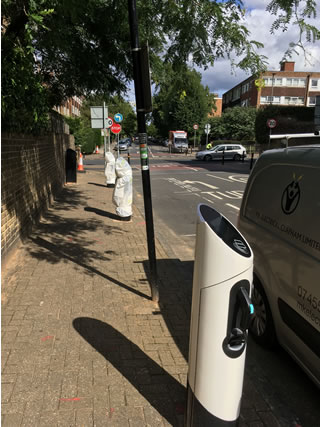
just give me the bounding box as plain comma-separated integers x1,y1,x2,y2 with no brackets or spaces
111,123,121,134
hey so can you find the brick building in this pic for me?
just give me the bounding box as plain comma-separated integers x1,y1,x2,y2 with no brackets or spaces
222,61,320,111
54,96,83,117
209,94,222,117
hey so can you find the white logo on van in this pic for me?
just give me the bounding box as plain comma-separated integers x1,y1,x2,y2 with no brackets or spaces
233,239,249,255
281,174,303,215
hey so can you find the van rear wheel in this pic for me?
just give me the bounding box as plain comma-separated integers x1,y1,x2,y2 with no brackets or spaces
234,154,241,161
250,278,277,348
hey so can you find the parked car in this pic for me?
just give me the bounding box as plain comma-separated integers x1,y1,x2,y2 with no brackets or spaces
114,139,130,151
196,144,246,161
163,139,169,147
238,145,320,387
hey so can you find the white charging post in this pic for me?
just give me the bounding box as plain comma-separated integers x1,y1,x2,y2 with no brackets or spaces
186,204,254,426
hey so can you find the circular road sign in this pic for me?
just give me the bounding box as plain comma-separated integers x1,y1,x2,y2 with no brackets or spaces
114,113,123,123
267,118,277,129
111,123,121,134
193,124,199,130
105,117,113,128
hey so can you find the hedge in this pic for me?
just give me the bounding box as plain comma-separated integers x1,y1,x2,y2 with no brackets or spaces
255,105,315,144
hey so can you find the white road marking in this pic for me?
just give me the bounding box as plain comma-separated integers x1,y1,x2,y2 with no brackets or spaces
182,234,196,237
226,203,240,211
206,174,233,182
184,180,218,190
216,191,243,199
202,197,215,204
201,191,223,200
206,174,247,184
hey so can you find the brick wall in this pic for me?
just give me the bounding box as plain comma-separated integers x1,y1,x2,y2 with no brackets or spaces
1,131,75,260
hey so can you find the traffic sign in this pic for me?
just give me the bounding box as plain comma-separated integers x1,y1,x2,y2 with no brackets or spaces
204,123,211,134
267,118,277,129
111,123,121,134
193,124,199,130
114,113,123,123
106,117,113,128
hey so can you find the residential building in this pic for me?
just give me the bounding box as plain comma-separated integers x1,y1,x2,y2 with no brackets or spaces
209,94,222,117
54,96,83,117
222,62,320,111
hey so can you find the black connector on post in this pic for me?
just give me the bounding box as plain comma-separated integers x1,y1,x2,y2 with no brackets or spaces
128,0,159,302
222,150,225,165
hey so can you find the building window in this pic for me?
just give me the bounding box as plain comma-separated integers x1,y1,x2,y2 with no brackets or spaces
286,78,306,87
311,79,318,88
284,96,304,105
275,78,282,86
309,97,316,106
260,96,280,104
263,77,275,86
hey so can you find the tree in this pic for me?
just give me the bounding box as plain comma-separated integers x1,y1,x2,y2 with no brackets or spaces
2,0,318,133
153,67,213,137
208,107,257,141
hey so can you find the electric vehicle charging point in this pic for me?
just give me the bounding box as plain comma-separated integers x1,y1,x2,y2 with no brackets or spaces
186,204,254,427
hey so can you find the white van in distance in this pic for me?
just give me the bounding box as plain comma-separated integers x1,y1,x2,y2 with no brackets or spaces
238,145,320,387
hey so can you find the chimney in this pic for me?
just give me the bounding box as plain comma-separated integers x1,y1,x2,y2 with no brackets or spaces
280,61,295,72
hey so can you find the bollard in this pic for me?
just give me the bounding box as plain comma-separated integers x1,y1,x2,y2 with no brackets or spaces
185,148,188,156
222,149,225,165
242,151,245,163
127,151,131,164
186,204,253,426
250,152,254,170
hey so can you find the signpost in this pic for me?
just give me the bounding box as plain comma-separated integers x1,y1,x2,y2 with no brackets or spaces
111,123,122,158
267,118,277,148
128,0,158,302
204,123,211,147
193,124,198,149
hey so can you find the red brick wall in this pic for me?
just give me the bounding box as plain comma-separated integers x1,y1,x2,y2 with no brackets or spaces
1,132,75,260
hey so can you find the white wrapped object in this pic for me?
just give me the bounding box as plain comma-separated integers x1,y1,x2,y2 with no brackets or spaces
113,157,133,217
105,151,116,185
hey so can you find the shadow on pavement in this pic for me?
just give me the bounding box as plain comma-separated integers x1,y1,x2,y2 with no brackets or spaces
141,258,194,361
84,206,119,220
87,182,107,188
29,236,150,300
73,317,186,426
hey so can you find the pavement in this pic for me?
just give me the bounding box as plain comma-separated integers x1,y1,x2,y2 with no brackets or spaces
2,152,281,427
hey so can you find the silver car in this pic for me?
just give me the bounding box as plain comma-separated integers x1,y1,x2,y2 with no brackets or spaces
196,144,246,161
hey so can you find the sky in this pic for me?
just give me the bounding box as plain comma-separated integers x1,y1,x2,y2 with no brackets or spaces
200,0,320,97
126,0,320,105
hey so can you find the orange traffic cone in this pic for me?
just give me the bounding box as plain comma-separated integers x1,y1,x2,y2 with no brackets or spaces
95,145,100,153
77,152,85,173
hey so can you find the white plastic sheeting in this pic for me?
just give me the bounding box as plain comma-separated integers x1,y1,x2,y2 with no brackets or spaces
105,151,116,185
113,157,132,218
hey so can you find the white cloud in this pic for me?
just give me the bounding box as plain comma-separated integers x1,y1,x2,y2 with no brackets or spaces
201,3,320,96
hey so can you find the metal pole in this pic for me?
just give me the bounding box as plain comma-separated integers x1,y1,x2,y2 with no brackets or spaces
250,152,254,170
194,130,196,149
103,102,108,155
269,128,271,149
117,133,120,158
128,0,158,302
